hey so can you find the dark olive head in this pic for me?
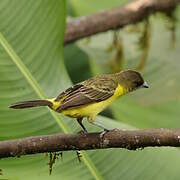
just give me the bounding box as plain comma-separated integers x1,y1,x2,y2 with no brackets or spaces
115,70,149,91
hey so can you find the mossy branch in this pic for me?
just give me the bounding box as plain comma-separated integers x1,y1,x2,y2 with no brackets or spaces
1,129,180,159
65,0,180,44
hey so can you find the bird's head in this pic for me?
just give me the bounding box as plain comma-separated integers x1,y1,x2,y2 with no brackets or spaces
116,70,149,92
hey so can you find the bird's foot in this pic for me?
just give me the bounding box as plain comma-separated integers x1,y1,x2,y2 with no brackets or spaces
100,128,110,139
104,128,110,132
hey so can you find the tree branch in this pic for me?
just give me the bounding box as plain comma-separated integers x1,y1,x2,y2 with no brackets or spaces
1,129,180,159
65,0,180,44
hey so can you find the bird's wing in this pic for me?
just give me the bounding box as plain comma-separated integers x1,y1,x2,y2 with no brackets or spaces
55,84,83,101
56,76,117,112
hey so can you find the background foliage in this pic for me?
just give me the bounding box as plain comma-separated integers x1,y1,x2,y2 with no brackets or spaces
0,0,180,179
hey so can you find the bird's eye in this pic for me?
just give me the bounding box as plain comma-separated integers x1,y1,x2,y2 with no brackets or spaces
134,81,142,88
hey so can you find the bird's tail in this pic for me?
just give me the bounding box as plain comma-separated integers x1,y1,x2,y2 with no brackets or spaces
9,99,53,109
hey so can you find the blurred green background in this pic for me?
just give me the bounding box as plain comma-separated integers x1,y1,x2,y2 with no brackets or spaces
0,0,180,179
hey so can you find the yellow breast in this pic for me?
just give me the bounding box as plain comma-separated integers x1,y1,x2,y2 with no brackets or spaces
61,84,125,120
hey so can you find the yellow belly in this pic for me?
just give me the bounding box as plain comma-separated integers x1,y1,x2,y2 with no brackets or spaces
61,84,125,120
61,96,114,118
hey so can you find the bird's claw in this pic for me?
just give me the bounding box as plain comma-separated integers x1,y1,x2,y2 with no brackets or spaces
104,128,110,132
100,128,110,139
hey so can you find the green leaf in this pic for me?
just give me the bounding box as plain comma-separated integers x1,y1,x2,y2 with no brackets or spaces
0,1,102,179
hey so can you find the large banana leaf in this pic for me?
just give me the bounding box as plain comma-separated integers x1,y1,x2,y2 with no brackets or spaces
0,1,102,179
1,1,180,180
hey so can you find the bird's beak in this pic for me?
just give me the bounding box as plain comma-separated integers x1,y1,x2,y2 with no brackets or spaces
142,81,149,88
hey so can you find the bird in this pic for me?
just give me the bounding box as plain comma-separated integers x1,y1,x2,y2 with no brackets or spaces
9,70,149,132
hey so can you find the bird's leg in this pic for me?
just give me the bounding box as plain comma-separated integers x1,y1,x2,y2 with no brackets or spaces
88,117,110,139
91,121,110,139
89,119,110,132
77,117,88,133
92,122,109,131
